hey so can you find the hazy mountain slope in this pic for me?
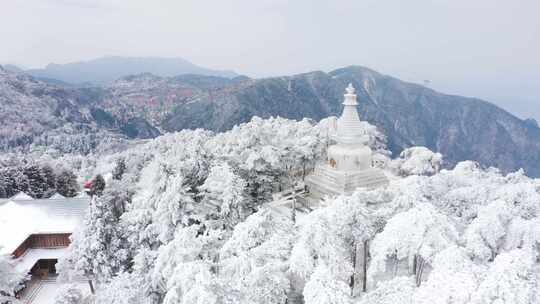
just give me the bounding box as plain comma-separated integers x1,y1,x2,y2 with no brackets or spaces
26,56,238,85
96,73,246,125
0,66,159,153
163,66,540,176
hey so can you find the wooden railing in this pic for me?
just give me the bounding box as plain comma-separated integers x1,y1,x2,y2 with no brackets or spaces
12,233,72,258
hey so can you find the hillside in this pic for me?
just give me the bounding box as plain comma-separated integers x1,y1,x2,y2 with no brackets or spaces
0,66,159,154
98,73,246,126
25,56,238,85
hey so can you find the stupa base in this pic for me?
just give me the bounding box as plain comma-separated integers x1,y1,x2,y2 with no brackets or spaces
305,165,388,199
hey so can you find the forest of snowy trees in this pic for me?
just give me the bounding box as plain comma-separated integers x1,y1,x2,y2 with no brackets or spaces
1,116,539,304
0,156,80,199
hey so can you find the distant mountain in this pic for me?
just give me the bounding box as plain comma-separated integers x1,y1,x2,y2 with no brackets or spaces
25,56,238,85
2,64,25,73
0,66,159,154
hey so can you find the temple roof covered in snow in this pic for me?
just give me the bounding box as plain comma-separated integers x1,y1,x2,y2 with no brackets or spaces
10,192,34,201
0,197,89,255
49,193,67,200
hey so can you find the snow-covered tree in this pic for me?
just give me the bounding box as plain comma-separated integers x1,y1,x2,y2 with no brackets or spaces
152,226,218,304
56,169,80,197
219,208,293,304
391,147,443,177
63,194,130,283
412,246,483,304
206,117,326,203
469,249,540,304
369,203,458,286
22,164,45,198
198,162,248,231
112,158,127,181
89,174,106,197
54,284,84,304
0,253,26,303
91,272,151,304
356,276,415,304
303,264,352,304
149,166,197,244
464,200,513,262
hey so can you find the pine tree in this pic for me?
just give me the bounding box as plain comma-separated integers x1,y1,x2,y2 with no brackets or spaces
198,163,247,231
0,172,7,198
23,164,48,198
56,170,80,197
69,195,130,282
112,158,127,181
41,164,57,198
0,167,27,198
90,174,106,197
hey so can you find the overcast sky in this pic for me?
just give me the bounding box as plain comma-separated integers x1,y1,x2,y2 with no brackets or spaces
1,0,539,120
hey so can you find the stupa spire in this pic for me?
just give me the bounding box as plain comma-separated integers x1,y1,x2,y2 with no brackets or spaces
343,83,358,106
336,83,364,145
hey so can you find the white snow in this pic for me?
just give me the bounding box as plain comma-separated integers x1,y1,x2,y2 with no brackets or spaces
14,248,68,273
0,198,89,255
49,193,66,200
10,192,34,201
29,280,90,304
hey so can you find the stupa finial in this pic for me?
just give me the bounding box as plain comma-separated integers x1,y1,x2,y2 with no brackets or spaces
346,83,355,94
343,83,358,106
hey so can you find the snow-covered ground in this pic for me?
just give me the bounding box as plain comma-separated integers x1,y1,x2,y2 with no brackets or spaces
23,279,90,304
14,248,68,273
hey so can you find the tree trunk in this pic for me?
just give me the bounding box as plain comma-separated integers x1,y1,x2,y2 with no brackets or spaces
291,198,296,223
302,160,306,180
413,254,417,275
88,279,95,294
362,240,369,292
415,256,426,287
350,240,357,296
392,251,399,277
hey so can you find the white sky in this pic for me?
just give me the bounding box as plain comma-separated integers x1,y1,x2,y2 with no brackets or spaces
1,0,539,119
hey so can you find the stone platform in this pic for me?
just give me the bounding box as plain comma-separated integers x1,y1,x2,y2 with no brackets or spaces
305,164,388,199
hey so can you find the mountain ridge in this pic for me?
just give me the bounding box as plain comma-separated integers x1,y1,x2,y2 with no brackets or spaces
24,56,239,85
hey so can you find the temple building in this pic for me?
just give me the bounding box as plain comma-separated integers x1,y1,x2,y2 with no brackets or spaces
305,83,388,198
0,195,89,280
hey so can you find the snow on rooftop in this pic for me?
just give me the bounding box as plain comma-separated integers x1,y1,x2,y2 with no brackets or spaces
14,248,68,273
0,198,89,255
10,192,34,200
49,193,67,200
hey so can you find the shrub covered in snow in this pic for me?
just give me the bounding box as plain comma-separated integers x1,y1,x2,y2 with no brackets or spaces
0,253,27,303
391,146,443,177
54,285,84,304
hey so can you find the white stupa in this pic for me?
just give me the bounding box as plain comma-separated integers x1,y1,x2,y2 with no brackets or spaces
305,84,388,198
